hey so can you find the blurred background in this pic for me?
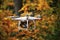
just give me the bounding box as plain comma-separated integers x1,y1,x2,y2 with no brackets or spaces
0,0,60,40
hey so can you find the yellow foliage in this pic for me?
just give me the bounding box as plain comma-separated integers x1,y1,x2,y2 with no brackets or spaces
0,0,57,40
4,18,8,20
37,0,50,10
42,25,48,29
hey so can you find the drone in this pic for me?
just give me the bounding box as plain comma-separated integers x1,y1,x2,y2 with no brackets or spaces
8,15,41,30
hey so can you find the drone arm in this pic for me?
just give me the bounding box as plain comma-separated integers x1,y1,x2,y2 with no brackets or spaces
35,18,41,20
29,17,41,20
12,18,21,21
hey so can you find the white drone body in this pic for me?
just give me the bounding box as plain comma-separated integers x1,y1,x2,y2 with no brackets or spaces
8,15,41,30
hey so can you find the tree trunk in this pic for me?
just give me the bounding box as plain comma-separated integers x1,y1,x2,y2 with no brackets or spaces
13,0,23,16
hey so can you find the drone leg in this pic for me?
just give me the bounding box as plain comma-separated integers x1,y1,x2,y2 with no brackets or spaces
27,20,28,30
18,21,21,30
33,20,36,29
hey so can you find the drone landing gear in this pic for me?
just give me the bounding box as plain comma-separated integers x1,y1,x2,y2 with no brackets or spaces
18,20,36,31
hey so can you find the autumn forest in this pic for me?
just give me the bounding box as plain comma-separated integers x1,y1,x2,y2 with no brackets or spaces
0,0,60,40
